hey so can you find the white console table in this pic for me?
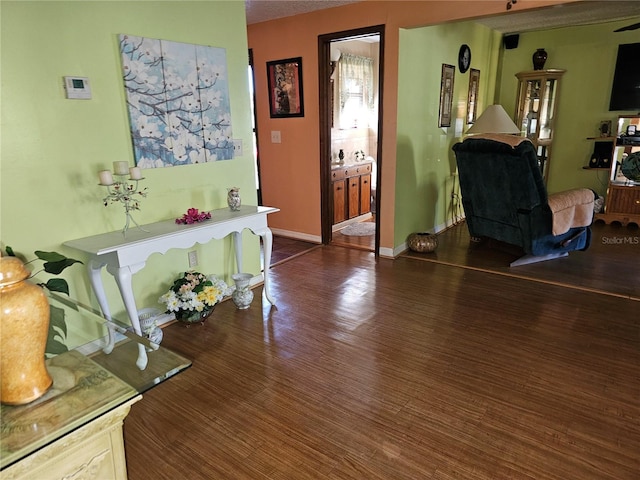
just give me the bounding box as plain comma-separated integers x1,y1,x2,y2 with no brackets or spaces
64,205,279,369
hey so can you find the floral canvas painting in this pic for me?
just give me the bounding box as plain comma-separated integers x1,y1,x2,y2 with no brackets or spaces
119,34,234,168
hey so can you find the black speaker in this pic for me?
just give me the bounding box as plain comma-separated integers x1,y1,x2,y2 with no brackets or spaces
504,34,519,50
591,142,612,168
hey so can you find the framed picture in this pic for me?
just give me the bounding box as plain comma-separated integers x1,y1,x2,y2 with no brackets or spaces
599,120,612,137
467,68,480,124
438,64,455,127
267,57,304,118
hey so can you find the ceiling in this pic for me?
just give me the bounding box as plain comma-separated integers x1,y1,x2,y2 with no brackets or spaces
245,0,360,25
245,1,640,34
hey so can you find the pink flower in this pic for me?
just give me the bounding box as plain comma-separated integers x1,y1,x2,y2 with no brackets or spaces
175,208,212,224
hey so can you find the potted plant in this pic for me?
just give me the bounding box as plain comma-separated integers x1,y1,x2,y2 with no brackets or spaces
159,271,230,325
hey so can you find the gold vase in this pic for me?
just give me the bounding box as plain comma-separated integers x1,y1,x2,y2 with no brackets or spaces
0,256,53,405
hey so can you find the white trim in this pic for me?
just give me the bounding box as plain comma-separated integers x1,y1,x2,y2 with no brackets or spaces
332,213,373,232
392,215,466,258
270,228,322,244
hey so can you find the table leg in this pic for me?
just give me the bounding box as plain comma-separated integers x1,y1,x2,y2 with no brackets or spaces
87,258,116,355
108,264,148,370
258,227,276,306
232,231,243,273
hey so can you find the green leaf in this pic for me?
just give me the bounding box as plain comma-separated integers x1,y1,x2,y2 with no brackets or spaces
35,251,67,262
43,258,82,275
5,246,15,256
49,305,68,339
45,339,68,356
44,278,70,295
47,305,69,357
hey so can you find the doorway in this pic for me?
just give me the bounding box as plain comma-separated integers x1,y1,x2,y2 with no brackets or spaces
318,26,384,256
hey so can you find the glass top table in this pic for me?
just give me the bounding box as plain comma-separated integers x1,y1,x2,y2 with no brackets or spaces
0,293,191,470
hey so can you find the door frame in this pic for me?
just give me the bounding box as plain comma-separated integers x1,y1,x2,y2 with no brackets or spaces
318,25,385,256
248,48,263,205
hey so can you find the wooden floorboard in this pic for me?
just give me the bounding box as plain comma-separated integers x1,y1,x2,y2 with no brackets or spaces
402,221,640,300
124,229,639,480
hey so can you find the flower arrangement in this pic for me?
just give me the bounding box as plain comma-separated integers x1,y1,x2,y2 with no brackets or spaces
175,208,211,225
159,271,230,324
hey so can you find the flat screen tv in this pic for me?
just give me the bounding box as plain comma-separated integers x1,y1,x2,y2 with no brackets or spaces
609,42,640,111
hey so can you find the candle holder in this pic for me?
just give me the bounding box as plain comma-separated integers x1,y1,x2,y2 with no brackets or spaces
100,174,148,236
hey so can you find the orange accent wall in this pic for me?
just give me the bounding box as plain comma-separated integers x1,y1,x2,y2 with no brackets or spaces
248,0,576,251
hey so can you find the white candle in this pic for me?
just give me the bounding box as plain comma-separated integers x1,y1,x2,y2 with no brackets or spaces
113,161,129,175
99,170,114,185
129,167,142,180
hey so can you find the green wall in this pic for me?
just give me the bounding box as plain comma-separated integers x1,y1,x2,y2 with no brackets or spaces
395,21,501,246
395,16,640,251
1,1,257,317
497,17,640,196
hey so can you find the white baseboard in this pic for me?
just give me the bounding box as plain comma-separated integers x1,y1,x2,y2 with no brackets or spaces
332,213,373,232
270,228,322,244
393,215,466,258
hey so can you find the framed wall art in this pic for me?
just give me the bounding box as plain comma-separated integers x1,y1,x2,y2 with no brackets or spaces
438,64,455,127
119,34,234,168
467,68,480,124
267,57,304,118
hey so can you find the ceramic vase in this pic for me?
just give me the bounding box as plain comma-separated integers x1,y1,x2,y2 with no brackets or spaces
0,256,53,405
227,187,241,211
407,232,438,253
532,48,547,70
231,273,254,310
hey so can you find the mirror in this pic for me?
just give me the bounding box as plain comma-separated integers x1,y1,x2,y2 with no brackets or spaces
612,115,640,184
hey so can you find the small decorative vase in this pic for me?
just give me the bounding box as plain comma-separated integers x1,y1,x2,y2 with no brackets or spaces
231,273,254,310
0,256,53,405
532,48,547,70
175,306,214,326
227,187,241,211
407,232,438,253
138,308,163,346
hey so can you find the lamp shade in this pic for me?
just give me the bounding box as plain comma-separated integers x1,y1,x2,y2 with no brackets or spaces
466,104,520,135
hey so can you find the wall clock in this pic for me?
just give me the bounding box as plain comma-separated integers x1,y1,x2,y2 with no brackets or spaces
458,44,471,73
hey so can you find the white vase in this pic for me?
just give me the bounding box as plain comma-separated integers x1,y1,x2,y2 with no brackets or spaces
231,273,254,309
227,187,241,211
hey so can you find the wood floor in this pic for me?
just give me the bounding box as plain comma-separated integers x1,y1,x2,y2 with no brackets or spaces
124,225,639,479
331,219,376,251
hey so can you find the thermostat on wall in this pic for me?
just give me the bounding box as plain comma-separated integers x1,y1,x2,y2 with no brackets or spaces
63,76,91,99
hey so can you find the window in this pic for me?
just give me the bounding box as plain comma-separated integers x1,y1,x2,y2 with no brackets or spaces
337,54,374,129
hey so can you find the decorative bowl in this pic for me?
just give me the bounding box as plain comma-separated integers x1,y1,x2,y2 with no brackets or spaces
407,232,438,253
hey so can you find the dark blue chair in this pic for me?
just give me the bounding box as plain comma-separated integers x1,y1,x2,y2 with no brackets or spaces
453,134,594,266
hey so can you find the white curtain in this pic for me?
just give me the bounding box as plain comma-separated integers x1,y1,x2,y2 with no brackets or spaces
338,53,374,128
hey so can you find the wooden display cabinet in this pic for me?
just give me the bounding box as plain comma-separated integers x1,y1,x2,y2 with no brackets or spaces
514,69,565,184
595,115,640,226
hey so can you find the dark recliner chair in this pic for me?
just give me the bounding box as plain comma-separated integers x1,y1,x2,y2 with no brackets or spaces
452,134,594,266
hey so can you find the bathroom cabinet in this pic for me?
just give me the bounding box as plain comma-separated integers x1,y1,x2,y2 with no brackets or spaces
331,162,372,223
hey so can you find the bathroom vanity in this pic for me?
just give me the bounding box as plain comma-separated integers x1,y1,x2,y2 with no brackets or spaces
331,161,372,224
